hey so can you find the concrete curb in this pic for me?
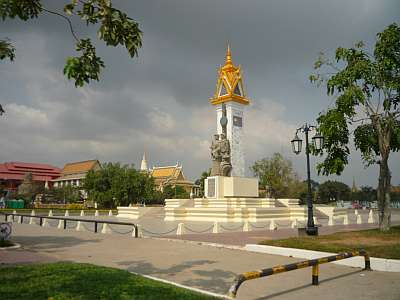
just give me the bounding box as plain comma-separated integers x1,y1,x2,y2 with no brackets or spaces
149,235,244,251
244,244,400,272
0,242,21,250
129,271,231,299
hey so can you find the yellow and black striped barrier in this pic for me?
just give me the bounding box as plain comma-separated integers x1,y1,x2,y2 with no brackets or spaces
228,250,371,298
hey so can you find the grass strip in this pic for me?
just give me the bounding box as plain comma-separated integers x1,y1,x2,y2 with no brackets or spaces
259,226,400,259
0,262,216,300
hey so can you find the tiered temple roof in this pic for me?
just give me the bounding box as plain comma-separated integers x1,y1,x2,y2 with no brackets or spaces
0,162,61,182
150,164,195,192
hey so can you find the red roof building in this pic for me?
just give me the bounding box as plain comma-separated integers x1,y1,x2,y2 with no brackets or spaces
0,162,61,192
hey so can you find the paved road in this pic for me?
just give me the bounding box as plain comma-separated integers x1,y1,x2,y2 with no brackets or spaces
2,223,399,300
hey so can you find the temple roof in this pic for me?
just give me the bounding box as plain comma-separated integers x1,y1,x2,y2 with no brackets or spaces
210,45,250,106
61,160,100,175
150,164,183,179
0,161,61,182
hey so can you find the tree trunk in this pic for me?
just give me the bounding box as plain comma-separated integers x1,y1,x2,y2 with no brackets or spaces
378,152,391,231
373,115,392,231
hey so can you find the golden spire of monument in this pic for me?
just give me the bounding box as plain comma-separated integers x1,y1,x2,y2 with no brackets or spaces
225,43,232,65
210,44,250,106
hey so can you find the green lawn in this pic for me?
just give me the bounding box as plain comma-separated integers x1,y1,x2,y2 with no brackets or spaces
259,226,400,259
0,262,216,300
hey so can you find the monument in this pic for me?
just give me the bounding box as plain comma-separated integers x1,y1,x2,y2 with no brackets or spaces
118,45,307,223
204,45,259,200
163,46,306,222
212,45,247,177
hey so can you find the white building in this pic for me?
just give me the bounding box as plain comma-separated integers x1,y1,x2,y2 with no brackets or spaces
52,160,101,198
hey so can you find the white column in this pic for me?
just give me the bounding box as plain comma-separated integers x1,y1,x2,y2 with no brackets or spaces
176,223,185,235
368,209,375,223
216,102,245,177
212,221,219,233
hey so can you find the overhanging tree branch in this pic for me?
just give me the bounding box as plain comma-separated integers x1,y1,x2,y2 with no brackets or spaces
41,7,79,42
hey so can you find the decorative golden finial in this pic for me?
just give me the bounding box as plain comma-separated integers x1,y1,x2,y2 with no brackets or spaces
226,43,232,64
209,43,250,106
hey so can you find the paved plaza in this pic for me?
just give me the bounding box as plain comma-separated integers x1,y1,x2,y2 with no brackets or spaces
1,223,399,300
7,208,400,244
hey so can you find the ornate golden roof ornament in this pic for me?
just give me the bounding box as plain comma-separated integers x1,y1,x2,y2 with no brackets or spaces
210,45,250,106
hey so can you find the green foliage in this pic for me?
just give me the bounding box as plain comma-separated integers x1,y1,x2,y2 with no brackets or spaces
251,153,301,198
311,24,400,230
0,0,42,20
47,185,82,203
162,185,190,199
194,169,210,197
0,0,143,87
17,173,43,203
351,186,377,202
295,180,320,204
64,39,105,87
97,6,142,58
354,121,400,165
318,180,351,203
83,162,156,208
311,23,400,175
0,38,15,60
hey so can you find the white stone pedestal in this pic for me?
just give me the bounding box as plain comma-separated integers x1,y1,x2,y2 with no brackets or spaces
117,206,140,219
204,176,259,198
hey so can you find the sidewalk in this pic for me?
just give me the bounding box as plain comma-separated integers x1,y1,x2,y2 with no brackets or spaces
1,223,399,300
169,223,393,246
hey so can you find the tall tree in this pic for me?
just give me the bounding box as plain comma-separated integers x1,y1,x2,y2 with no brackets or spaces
83,163,155,208
318,180,351,203
251,153,300,198
47,185,82,204
194,169,210,197
162,185,189,200
310,23,400,230
0,0,142,112
17,172,43,203
352,186,377,203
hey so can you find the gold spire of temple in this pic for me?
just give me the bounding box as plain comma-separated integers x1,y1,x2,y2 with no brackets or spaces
210,44,250,106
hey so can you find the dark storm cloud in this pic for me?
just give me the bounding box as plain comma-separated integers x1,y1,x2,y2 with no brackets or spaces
0,0,399,186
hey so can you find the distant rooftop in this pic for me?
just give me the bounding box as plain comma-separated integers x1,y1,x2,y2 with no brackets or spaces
0,161,61,182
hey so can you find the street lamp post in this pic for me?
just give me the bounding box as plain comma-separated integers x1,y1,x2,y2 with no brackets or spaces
291,123,324,236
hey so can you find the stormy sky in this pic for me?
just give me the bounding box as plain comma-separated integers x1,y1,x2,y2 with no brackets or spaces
1,0,399,187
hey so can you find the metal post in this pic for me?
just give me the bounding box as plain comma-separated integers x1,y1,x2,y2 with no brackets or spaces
63,219,66,230
134,225,138,238
5,213,7,221
364,253,371,270
39,217,43,226
94,221,98,233
20,216,23,223
305,125,317,236
312,264,319,285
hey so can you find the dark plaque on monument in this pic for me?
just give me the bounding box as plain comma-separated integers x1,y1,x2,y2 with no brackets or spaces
233,116,242,127
207,178,216,198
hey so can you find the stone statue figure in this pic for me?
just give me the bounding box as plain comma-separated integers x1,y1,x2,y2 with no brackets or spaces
209,125,232,176
219,133,232,176
210,134,222,176
210,103,233,177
